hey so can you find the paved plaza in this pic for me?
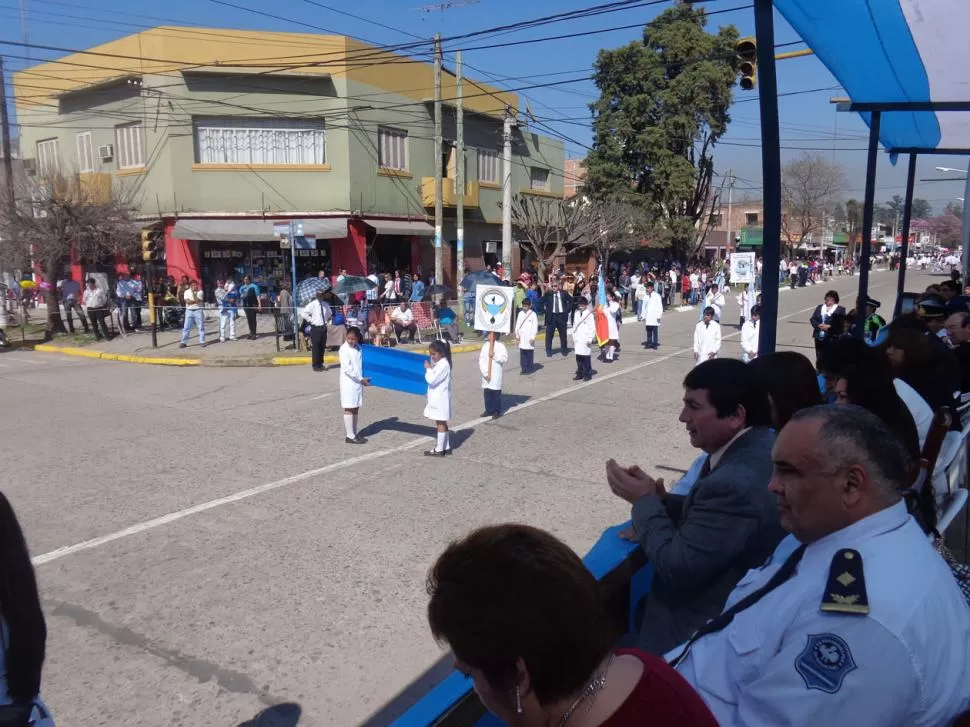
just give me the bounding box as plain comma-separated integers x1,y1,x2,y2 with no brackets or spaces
0,270,924,726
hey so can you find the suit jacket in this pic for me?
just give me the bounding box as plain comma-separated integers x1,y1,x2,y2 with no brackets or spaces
631,427,784,655
809,304,846,340
542,290,572,320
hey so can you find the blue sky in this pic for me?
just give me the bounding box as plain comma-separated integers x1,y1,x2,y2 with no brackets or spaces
3,0,968,214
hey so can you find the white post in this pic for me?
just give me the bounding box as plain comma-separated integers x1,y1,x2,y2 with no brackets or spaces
433,34,443,288
455,50,464,309
962,167,970,281
501,110,513,277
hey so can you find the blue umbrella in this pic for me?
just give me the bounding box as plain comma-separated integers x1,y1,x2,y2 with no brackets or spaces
296,277,331,306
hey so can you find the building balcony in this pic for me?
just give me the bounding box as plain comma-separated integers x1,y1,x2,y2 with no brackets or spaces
421,178,479,209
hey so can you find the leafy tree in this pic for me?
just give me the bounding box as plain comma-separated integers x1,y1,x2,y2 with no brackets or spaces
911,198,933,220
0,173,138,338
927,213,962,247
584,3,738,259
945,200,963,218
781,152,845,255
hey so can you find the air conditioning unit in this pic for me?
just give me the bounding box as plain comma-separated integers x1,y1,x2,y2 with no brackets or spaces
98,144,114,161
485,240,497,253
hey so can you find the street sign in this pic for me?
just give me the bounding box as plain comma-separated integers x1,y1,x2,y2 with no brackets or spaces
294,235,317,250
293,221,304,237
273,223,289,237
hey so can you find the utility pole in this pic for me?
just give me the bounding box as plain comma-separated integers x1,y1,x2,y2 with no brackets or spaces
455,49,464,312
433,34,443,289
725,169,734,259
501,108,514,278
0,57,14,324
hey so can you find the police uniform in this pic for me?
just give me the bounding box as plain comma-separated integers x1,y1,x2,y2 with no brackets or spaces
671,502,970,726
863,297,886,344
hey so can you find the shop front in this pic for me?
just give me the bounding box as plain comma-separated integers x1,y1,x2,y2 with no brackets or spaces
199,241,331,301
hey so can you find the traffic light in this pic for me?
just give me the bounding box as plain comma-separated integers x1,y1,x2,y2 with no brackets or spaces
141,228,160,262
736,36,757,91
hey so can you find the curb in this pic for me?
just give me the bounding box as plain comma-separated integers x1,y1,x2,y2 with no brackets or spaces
35,344,202,366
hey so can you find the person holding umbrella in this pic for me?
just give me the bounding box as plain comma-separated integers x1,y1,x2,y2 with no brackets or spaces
301,289,332,372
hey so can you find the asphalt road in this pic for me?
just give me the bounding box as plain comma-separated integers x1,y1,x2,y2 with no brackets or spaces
0,269,930,726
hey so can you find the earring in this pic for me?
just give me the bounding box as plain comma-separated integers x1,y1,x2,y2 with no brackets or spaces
515,685,523,715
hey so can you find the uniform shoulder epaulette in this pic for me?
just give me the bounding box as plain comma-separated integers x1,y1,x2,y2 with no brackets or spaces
820,548,870,615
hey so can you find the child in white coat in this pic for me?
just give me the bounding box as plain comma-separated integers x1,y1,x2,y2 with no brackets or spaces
514,298,538,374
693,306,722,365
740,305,760,363
642,280,663,349
424,339,453,456
479,335,509,418
571,297,596,381
339,326,370,444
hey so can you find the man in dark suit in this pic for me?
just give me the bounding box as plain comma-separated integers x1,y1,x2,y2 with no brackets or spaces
542,278,571,357
606,358,783,655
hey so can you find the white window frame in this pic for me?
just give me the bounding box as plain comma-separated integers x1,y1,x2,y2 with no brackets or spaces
529,167,550,192
378,126,409,171
36,138,60,175
194,117,327,166
477,148,499,184
115,123,145,169
76,132,94,173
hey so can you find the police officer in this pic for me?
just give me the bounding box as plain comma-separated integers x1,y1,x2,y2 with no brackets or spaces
670,406,970,726
863,297,886,344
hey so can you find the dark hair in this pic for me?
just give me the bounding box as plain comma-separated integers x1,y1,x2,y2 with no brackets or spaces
818,337,891,379
887,313,928,333
940,280,960,293
429,339,452,368
750,304,761,317
0,493,46,703
824,290,840,304
683,358,772,426
885,328,934,373
748,352,822,429
86,278,96,285
427,524,613,704
345,325,363,342
702,306,715,316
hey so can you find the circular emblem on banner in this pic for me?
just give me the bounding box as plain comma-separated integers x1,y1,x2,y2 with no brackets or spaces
480,289,509,324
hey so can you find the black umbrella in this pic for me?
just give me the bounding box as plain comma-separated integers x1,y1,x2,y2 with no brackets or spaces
425,284,453,297
296,277,332,306
460,271,502,290
333,275,378,297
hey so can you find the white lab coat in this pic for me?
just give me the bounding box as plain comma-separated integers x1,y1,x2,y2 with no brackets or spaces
571,309,596,356
606,301,620,341
424,358,452,421
643,291,663,326
479,341,509,390
515,310,538,350
693,320,721,363
339,342,364,408
673,502,970,727
740,320,759,362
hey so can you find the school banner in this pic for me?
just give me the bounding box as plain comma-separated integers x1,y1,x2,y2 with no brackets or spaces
361,345,427,396
473,285,513,334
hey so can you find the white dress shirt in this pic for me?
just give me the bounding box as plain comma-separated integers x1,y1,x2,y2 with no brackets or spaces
391,307,414,326
515,310,538,350
301,299,332,327
82,287,107,309
693,320,721,362
479,341,509,391
674,502,970,727
741,320,759,359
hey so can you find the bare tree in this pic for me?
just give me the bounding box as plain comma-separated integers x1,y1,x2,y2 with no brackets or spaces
0,173,139,337
508,194,598,282
578,199,653,270
781,153,845,257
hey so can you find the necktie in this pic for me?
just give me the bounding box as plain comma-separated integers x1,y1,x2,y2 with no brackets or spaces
554,294,560,314
699,456,712,478
668,544,807,668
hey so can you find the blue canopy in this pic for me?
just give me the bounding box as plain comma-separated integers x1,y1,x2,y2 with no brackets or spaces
774,0,970,153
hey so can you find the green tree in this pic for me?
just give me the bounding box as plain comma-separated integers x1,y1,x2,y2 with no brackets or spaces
584,3,738,259
911,198,932,220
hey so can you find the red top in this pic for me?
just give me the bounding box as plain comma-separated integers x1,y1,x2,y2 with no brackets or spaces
600,648,718,727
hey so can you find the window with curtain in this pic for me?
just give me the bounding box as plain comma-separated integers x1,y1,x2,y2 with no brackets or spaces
530,167,550,191
195,117,327,165
76,132,94,173
115,123,145,169
478,149,499,184
36,138,60,175
378,126,408,171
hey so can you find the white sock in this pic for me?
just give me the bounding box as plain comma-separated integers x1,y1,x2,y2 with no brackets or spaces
444,430,451,450
437,432,447,452
352,412,358,435
606,345,615,361
344,414,355,439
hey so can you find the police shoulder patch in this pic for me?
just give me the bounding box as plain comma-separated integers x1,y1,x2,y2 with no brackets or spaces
794,633,857,693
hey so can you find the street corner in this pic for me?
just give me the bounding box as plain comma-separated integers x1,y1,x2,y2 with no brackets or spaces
34,344,202,366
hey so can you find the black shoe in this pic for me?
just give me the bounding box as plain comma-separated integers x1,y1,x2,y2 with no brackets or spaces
179,343,187,349
312,366,324,372
491,413,501,420
480,411,490,418
573,374,584,380
444,448,453,456
424,449,447,457
583,375,592,381
345,436,368,444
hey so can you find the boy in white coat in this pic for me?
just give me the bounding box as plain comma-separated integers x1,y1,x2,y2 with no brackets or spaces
740,304,760,363
571,297,596,381
514,298,538,374
693,306,721,365
479,335,509,419
642,280,663,349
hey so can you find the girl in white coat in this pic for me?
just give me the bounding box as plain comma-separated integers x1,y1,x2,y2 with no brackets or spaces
340,327,370,444
693,306,722,365
424,339,453,456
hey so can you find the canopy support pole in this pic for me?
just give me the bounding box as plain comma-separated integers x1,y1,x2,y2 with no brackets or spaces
855,111,881,339
754,0,782,355
894,153,917,319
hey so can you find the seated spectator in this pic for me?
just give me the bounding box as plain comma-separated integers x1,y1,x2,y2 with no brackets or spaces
945,311,970,405
391,301,417,343
605,359,784,655
367,305,391,346
672,406,970,726
427,524,718,726
886,327,959,425
433,302,460,342
748,351,822,430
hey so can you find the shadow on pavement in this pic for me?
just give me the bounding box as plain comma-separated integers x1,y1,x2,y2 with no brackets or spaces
237,702,302,727
356,418,476,450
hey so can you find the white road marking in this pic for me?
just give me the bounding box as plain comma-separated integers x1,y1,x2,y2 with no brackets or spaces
5,356,43,364
309,393,334,401
30,289,884,568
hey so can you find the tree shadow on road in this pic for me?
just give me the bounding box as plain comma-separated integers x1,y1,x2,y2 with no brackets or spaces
237,702,301,726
